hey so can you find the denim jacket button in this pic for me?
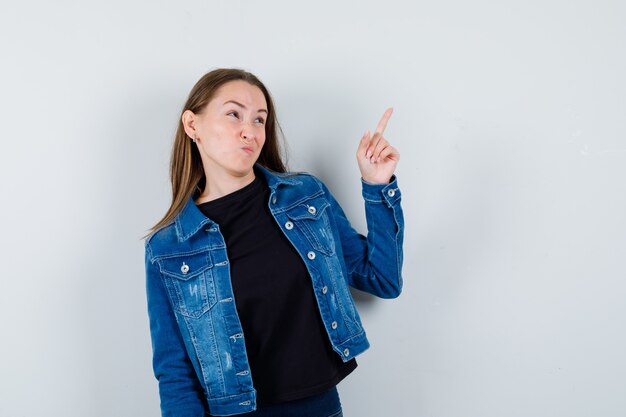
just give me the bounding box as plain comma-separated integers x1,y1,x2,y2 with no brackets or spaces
285,221,294,230
322,286,328,294
272,196,277,204
331,321,338,329
307,206,316,214
387,189,396,197
343,348,350,357
307,251,316,260
180,262,189,274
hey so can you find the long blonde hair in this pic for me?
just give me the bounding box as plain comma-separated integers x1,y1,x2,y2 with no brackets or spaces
146,68,287,238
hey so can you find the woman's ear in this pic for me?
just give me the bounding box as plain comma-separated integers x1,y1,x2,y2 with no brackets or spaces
181,110,197,139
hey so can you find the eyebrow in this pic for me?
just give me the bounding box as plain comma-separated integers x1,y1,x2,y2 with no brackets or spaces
223,100,268,114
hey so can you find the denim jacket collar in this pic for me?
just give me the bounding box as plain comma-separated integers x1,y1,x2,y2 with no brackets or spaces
254,164,302,189
174,164,302,242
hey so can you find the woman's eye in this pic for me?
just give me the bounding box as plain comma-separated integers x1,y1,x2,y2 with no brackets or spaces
226,111,263,124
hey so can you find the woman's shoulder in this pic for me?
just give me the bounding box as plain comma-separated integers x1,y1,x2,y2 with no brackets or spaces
283,169,320,181
144,219,179,256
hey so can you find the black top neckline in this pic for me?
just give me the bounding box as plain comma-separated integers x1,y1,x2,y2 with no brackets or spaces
197,175,263,210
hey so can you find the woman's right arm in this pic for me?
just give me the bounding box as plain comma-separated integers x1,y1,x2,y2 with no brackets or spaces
145,242,208,417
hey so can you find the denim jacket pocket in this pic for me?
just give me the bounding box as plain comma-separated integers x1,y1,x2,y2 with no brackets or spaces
157,250,217,318
286,197,336,256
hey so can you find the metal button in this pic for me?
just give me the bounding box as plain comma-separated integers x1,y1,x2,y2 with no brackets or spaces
285,221,294,230
181,262,189,274
307,251,316,260
343,348,350,357
308,206,316,214
387,189,396,197
272,196,277,204
331,321,338,329
322,286,328,294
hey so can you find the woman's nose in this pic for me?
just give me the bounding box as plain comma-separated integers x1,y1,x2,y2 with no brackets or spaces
241,131,252,142
241,123,255,142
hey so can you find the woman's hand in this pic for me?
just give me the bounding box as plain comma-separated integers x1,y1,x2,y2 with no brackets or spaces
356,107,400,184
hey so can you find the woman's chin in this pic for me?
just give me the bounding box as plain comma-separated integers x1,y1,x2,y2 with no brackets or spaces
229,162,257,178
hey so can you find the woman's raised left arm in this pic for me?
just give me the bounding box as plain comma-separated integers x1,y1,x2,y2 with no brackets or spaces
319,108,404,298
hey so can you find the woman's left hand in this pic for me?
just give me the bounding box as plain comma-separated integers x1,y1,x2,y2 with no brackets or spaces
356,107,400,184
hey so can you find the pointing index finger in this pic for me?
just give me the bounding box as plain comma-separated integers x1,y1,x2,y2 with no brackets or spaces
375,107,394,135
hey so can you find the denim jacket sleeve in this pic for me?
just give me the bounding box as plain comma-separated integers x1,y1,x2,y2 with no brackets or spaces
145,242,208,417
318,175,404,299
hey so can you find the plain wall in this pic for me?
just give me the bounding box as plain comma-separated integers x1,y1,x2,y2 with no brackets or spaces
1,1,625,416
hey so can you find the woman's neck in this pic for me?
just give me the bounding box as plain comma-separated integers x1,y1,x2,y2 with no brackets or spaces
195,169,256,204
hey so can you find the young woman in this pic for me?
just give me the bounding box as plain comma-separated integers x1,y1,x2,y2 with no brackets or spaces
145,68,404,417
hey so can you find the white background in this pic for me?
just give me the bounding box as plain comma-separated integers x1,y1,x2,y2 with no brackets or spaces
1,1,625,416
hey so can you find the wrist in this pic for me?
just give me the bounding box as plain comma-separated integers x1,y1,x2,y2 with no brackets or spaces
361,175,400,202
361,176,391,185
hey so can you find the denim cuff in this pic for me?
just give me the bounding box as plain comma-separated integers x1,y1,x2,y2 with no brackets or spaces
361,175,401,206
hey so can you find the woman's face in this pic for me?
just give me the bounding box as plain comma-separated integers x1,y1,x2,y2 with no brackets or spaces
186,80,268,180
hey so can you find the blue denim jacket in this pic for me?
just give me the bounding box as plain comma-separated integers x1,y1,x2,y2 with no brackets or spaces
145,164,404,416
